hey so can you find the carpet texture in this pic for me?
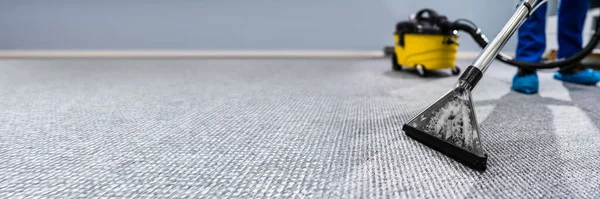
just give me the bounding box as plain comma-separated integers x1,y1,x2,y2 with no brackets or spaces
0,58,599,198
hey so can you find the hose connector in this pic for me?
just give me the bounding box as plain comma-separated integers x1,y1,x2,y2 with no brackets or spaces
458,66,483,89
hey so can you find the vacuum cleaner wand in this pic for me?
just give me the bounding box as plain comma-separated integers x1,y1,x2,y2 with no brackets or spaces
402,0,537,171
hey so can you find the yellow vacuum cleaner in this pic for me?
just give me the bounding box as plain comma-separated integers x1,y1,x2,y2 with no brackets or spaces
391,9,461,77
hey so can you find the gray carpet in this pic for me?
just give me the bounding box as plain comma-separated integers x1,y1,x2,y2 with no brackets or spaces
0,58,599,198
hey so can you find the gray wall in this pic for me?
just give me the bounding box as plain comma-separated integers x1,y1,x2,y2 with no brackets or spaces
0,0,522,52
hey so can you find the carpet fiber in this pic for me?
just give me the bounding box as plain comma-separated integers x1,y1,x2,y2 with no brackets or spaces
0,58,599,198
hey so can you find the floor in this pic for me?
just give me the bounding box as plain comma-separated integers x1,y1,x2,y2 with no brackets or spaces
0,58,599,198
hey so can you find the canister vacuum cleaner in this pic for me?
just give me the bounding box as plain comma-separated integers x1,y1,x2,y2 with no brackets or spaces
400,0,600,171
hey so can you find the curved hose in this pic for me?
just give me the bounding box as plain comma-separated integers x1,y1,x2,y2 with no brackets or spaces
453,18,600,69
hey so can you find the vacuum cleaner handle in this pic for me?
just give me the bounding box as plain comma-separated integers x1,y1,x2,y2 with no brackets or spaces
415,8,454,32
415,8,441,25
415,9,439,20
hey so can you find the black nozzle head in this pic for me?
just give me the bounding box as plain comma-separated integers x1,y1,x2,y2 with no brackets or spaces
403,124,488,171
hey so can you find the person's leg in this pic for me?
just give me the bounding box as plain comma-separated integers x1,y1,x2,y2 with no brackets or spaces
554,0,600,85
557,0,588,59
512,2,547,94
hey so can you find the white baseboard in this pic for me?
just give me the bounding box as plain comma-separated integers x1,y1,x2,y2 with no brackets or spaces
0,50,384,59
0,50,511,60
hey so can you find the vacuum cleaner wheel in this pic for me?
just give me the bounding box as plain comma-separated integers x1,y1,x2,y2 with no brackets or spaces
452,66,461,75
391,53,402,71
415,64,428,77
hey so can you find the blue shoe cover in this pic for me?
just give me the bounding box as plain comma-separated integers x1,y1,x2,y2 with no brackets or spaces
511,72,539,94
553,69,600,85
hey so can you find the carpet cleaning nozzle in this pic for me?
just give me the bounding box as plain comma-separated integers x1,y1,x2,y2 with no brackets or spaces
403,66,487,170
402,0,537,171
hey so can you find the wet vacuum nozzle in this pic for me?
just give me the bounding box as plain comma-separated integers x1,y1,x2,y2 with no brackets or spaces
403,66,488,171
401,0,537,171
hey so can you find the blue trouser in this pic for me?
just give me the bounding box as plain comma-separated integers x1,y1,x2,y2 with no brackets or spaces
515,0,590,63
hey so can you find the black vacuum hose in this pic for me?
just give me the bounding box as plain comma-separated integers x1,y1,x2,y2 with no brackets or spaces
452,18,600,69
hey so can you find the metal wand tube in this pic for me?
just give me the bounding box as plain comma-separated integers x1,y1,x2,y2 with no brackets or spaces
471,0,537,73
